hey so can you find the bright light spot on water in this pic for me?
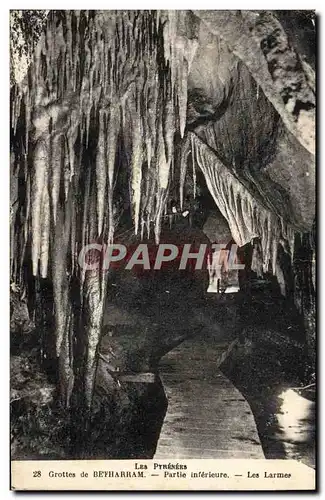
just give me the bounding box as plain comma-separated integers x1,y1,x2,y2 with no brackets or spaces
277,389,314,443
224,285,240,294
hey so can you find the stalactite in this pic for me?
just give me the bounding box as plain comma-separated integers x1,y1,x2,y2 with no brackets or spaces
107,103,120,243
190,133,197,199
31,138,48,276
179,133,190,209
188,131,296,275
157,118,170,190
176,43,189,140
130,99,143,235
96,109,107,236
83,271,105,408
51,135,63,225
52,204,72,357
39,186,50,278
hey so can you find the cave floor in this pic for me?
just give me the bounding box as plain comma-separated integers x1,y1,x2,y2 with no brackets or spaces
154,336,264,459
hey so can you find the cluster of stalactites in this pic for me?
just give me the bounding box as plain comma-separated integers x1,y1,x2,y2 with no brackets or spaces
185,131,295,275
11,10,199,285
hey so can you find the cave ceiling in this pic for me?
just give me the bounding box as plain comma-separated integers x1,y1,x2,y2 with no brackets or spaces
186,11,315,231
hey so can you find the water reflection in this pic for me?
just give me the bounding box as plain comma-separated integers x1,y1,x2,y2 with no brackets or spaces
274,388,315,466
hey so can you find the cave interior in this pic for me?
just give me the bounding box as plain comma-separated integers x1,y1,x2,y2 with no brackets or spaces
10,10,315,462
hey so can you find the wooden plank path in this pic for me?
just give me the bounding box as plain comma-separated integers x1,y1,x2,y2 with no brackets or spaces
154,337,264,459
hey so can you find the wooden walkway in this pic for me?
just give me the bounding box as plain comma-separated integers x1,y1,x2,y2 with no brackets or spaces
154,337,264,459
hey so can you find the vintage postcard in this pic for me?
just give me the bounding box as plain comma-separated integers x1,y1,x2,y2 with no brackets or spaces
10,9,316,491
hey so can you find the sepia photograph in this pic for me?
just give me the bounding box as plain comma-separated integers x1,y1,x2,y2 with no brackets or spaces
9,8,316,491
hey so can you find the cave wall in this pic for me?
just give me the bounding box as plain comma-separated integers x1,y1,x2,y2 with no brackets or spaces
194,10,315,156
